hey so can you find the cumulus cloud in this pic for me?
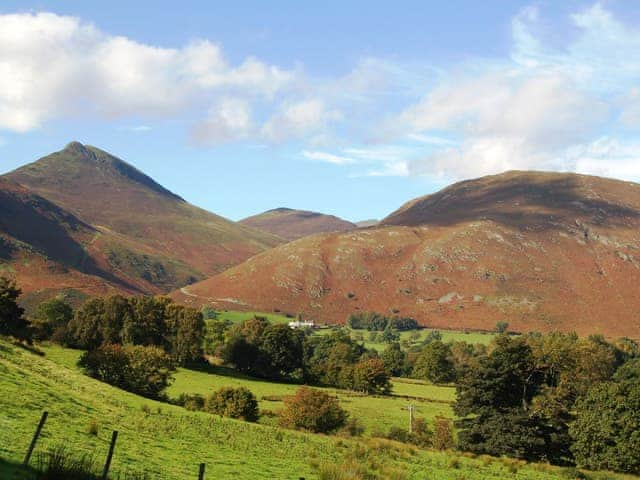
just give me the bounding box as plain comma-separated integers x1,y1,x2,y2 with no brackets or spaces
0,12,293,134
191,97,253,144
399,3,640,181
261,99,342,143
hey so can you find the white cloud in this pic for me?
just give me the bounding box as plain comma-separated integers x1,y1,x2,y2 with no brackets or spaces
261,99,341,143
302,150,355,165
0,12,294,133
192,97,253,144
398,3,640,181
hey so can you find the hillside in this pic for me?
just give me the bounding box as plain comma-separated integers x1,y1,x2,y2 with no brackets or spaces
240,207,356,241
0,339,626,480
2,142,282,301
174,171,640,339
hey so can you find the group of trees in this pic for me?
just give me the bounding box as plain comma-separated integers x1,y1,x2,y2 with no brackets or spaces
454,333,640,473
347,312,418,331
64,295,205,366
221,320,393,394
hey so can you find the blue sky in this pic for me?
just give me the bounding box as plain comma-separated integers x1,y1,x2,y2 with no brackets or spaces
1,1,639,221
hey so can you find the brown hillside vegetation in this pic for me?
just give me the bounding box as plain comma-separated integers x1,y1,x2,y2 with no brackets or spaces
174,171,640,338
240,207,356,241
1,142,283,306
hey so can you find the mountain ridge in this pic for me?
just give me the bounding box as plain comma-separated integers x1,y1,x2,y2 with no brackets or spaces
173,171,640,339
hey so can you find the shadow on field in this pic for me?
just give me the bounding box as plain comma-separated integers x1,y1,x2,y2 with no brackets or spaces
0,457,31,480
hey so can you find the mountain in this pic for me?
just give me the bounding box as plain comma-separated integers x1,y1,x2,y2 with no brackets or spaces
1,142,282,305
240,207,356,241
173,171,640,339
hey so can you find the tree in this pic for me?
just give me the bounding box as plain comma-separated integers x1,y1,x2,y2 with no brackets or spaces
0,277,29,341
455,336,571,464
381,342,407,376
381,325,399,343
67,298,106,349
495,321,509,334
205,387,259,422
351,357,392,395
412,341,456,384
165,304,204,365
570,380,640,474
279,387,347,433
31,298,73,341
79,344,175,399
203,318,231,356
261,323,304,378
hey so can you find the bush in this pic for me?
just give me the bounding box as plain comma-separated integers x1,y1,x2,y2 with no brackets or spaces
433,416,455,450
79,344,175,399
0,277,30,341
279,387,348,433
86,419,99,436
205,387,259,422
176,393,206,411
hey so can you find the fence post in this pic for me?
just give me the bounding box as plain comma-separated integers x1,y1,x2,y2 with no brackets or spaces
198,463,206,480
23,411,48,466
101,430,118,480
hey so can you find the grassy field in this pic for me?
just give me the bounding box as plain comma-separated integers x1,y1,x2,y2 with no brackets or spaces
1,339,635,480
42,345,455,434
209,309,498,353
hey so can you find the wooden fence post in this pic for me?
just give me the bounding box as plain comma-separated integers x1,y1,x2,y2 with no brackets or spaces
198,463,206,480
101,430,118,480
23,411,48,466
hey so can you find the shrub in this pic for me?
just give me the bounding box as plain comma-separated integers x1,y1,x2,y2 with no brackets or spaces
79,344,175,399
433,416,455,450
86,419,99,436
279,387,347,433
176,393,205,411
340,417,365,437
205,386,259,422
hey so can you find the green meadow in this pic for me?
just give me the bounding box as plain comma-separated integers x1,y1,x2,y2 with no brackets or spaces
1,339,635,480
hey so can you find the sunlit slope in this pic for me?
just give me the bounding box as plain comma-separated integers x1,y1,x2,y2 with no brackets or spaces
176,171,640,338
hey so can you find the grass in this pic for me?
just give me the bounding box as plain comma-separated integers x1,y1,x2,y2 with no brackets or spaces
211,310,293,325
1,339,635,480
41,344,456,434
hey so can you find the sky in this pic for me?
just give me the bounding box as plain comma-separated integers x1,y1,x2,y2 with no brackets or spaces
1,1,639,222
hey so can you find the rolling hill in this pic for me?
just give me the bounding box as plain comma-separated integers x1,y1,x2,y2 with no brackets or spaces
173,171,640,339
240,207,356,241
1,142,283,306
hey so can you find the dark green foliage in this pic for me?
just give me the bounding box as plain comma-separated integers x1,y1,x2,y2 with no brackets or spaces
614,357,640,382
455,335,572,465
412,341,456,384
261,323,305,377
205,387,259,422
390,317,419,331
0,277,30,341
203,318,231,356
570,380,640,474
495,321,509,333
347,311,418,331
67,295,203,366
381,325,400,343
381,342,407,376
31,298,73,341
421,330,442,345
279,387,347,433
79,344,175,399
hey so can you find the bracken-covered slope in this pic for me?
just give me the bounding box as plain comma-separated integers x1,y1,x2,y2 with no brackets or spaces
240,207,356,241
4,142,282,295
174,171,640,339
0,177,135,310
